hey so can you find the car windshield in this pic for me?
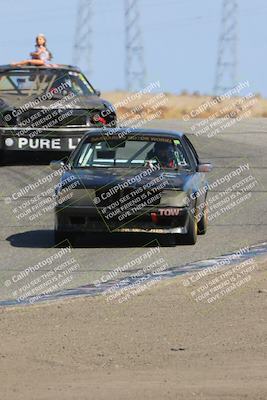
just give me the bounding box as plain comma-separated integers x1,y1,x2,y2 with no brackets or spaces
0,69,95,97
73,136,190,169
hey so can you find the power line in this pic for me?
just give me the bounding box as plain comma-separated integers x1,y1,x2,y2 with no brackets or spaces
73,0,93,76
214,0,239,95
124,0,146,91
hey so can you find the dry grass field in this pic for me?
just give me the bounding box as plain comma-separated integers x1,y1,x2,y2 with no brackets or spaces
103,91,267,122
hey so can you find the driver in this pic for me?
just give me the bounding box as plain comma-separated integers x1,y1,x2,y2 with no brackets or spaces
148,142,177,169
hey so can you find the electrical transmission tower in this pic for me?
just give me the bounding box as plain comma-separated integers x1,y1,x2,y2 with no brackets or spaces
214,0,238,95
125,0,146,91
73,0,93,77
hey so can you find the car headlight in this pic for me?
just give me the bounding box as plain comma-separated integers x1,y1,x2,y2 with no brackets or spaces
159,190,188,207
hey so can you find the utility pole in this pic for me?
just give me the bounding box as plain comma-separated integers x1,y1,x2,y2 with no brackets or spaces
214,0,238,95
125,0,146,91
73,0,93,77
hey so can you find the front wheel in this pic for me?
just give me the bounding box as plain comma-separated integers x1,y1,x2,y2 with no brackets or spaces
183,213,198,244
0,150,5,166
174,213,198,245
197,203,208,235
54,230,76,246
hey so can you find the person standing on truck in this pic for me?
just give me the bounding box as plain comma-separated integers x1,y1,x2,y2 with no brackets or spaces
12,34,53,67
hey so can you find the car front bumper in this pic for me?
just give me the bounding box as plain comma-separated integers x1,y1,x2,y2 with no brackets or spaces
55,205,191,234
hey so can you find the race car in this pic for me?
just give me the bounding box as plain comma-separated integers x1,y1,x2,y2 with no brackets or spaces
0,64,117,163
51,128,212,245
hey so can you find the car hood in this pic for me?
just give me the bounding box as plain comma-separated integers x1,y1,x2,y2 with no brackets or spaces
59,167,199,192
0,94,110,111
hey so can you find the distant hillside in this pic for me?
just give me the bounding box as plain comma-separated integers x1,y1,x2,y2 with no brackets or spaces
103,91,267,122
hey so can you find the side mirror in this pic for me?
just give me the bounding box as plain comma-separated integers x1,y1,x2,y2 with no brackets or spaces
197,163,213,173
95,90,101,97
50,160,65,170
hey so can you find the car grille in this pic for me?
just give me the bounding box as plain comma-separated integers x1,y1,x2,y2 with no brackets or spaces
16,109,89,128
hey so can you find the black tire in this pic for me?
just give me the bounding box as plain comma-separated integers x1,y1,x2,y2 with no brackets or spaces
197,203,208,235
174,213,198,245
183,213,198,245
54,230,75,246
0,150,5,166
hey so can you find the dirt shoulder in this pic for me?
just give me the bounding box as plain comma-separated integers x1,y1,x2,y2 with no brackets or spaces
0,257,266,400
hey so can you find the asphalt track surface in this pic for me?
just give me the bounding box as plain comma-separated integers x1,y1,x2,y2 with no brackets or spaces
0,119,266,303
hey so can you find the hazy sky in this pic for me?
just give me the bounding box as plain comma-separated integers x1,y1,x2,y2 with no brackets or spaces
0,0,266,95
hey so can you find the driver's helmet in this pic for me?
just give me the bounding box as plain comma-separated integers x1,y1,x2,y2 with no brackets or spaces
153,142,176,168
